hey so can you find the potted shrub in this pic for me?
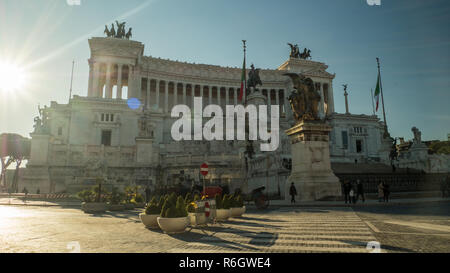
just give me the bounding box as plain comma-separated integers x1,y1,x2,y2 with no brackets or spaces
108,187,125,211
187,200,207,227
123,186,136,210
157,195,189,234
78,185,107,213
139,197,161,229
215,194,231,221
231,195,246,217
131,193,145,208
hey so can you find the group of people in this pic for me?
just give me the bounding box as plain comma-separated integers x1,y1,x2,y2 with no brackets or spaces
342,180,365,204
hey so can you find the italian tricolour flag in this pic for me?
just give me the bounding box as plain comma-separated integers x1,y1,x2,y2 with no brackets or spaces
238,58,246,101
374,71,381,112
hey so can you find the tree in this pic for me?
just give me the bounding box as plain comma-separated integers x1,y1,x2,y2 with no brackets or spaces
0,134,30,192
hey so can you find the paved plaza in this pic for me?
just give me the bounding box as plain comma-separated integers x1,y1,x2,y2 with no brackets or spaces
0,202,448,253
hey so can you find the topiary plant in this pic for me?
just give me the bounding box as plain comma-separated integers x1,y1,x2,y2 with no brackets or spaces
145,201,160,215
222,194,232,209
215,194,223,209
77,189,95,203
184,192,192,204
235,195,244,207
186,202,197,213
176,196,188,217
109,187,124,205
160,193,178,217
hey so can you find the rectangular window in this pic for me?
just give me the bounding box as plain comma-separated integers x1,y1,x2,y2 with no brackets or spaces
101,114,104,122
342,131,348,149
356,140,363,153
110,114,114,122
101,130,112,146
105,114,109,122
58,127,63,136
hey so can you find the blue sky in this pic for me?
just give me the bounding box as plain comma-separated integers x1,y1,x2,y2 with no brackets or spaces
0,0,449,141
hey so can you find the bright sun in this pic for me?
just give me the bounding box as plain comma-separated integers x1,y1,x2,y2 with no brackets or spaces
0,62,27,93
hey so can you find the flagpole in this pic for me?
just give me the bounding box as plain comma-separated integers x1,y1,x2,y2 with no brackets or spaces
242,40,247,105
370,88,375,115
69,60,74,102
376,57,388,136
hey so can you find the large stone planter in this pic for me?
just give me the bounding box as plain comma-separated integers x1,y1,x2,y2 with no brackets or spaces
124,203,135,210
215,209,231,221
81,202,107,213
231,206,246,217
157,216,189,234
139,213,160,229
108,204,125,211
188,212,207,227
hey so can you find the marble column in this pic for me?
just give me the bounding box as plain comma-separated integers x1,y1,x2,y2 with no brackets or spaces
127,65,133,99
105,63,112,98
174,82,178,106
267,89,272,112
217,87,221,106
146,77,151,108
182,83,186,105
117,65,123,99
191,84,196,107
234,88,238,105
165,81,169,113
87,60,94,97
209,86,212,105
92,62,101,98
328,82,335,114
155,80,160,109
225,87,230,106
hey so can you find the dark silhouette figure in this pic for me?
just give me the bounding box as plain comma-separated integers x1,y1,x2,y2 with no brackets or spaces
289,183,297,204
356,179,365,202
343,180,351,204
383,182,390,202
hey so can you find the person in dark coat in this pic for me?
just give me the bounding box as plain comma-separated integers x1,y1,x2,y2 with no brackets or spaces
343,180,351,204
356,179,365,202
289,183,297,204
383,182,390,202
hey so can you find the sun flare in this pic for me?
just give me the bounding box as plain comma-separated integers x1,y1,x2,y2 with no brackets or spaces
0,62,27,93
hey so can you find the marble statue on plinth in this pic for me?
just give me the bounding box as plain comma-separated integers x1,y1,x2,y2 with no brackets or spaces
284,73,342,201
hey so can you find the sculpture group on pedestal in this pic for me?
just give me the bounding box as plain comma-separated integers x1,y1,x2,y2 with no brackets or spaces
104,21,132,39
287,43,312,59
285,73,322,122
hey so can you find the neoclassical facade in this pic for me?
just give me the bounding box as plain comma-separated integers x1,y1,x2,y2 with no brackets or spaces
21,36,389,195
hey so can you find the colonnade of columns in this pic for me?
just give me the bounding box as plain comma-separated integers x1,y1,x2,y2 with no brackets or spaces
138,78,288,115
88,61,134,99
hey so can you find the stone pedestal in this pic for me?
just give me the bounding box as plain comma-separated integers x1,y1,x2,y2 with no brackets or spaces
29,133,51,165
285,121,341,201
135,137,154,164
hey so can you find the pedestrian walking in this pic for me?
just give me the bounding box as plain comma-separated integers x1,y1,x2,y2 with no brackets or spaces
383,182,390,202
349,186,355,204
289,182,297,204
356,179,365,202
378,181,384,202
343,180,351,204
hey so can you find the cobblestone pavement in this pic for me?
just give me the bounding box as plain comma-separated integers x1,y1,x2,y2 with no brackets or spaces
353,202,450,253
0,203,448,253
